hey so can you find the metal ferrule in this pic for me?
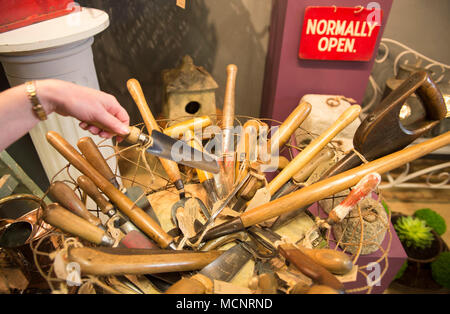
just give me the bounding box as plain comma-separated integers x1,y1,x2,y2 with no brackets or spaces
101,234,115,247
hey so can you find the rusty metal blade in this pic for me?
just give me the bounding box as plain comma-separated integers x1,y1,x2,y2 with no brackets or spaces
199,242,252,282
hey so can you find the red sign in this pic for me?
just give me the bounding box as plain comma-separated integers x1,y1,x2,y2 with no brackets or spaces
298,6,383,61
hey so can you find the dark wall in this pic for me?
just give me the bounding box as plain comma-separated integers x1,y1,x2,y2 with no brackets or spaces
78,0,219,124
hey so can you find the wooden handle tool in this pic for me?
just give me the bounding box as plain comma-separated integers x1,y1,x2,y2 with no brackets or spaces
267,101,312,153
164,116,212,138
48,181,103,227
127,78,185,197
268,105,361,196
219,64,238,197
278,243,344,291
77,137,120,189
43,203,114,246
67,247,223,276
235,119,265,180
323,71,448,178
77,175,115,216
298,247,353,275
195,131,450,242
46,131,175,249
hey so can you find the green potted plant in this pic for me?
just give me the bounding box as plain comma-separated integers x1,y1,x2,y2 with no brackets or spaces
391,208,448,290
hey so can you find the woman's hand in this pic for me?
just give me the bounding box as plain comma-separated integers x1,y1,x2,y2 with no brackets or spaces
38,79,130,139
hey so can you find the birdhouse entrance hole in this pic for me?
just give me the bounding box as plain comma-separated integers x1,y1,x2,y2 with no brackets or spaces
185,101,201,114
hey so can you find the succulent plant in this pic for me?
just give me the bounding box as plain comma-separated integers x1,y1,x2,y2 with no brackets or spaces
431,252,450,289
394,216,434,249
414,208,447,236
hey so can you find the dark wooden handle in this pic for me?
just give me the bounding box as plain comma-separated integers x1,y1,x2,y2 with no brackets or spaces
354,71,447,160
49,181,102,227
68,247,222,276
77,175,114,215
46,131,174,249
278,243,343,291
77,137,120,189
43,203,112,246
127,78,183,187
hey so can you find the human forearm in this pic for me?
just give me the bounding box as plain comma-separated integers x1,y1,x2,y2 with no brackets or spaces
0,79,130,151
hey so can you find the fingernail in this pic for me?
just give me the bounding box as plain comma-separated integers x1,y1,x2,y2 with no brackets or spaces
120,125,130,134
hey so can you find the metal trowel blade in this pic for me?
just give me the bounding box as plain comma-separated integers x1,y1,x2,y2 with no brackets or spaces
146,131,220,174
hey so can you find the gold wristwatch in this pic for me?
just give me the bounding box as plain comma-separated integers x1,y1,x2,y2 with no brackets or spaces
25,81,47,121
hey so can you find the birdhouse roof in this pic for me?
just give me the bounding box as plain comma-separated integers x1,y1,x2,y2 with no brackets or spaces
162,55,219,93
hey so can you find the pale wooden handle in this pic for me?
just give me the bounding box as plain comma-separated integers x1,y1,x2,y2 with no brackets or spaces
268,101,312,152
43,203,110,245
164,116,212,138
124,126,143,145
68,247,222,276
242,131,450,228
299,247,353,275
268,105,361,195
46,131,174,248
77,175,114,215
222,64,238,129
127,78,183,186
127,78,159,131
49,181,102,227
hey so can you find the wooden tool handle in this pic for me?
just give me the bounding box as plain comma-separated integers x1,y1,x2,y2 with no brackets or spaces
43,203,113,246
165,274,213,294
49,181,102,227
77,137,119,189
164,116,212,138
222,64,238,129
77,175,114,215
268,105,361,196
278,243,344,291
127,78,183,187
67,247,222,276
268,101,312,153
46,131,174,248
299,247,353,275
241,131,450,228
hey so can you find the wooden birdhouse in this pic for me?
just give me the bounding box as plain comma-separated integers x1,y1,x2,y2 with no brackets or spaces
162,55,218,122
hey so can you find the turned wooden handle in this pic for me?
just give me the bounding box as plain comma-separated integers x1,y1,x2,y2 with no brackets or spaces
299,247,353,275
222,64,238,129
77,137,119,189
49,181,102,227
67,247,222,276
165,274,213,294
241,131,450,228
219,64,238,196
164,116,212,138
46,131,174,248
267,101,312,153
268,105,361,196
278,243,344,291
77,175,114,215
43,203,113,246
127,78,183,186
